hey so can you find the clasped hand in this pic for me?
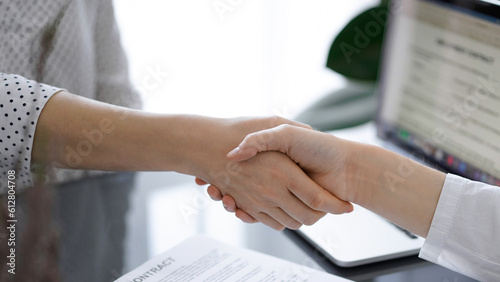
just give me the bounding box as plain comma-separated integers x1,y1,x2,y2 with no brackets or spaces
196,124,356,230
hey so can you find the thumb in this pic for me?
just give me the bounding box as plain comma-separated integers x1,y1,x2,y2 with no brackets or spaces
226,146,260,162
227,125,294,162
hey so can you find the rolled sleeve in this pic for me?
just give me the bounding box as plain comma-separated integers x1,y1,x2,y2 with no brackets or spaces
0,73,63,193
419,173,500,281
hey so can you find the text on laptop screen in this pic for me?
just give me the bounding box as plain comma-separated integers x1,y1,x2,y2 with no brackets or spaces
378,0,500,184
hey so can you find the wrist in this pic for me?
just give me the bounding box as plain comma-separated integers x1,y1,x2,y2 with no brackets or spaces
349,141,446,236
344,142,386,208
173,116,263,180
162,115,311,184
158,115,230,177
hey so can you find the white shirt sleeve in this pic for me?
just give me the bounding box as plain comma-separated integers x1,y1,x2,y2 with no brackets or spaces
419,173,500,281
0,73,63,193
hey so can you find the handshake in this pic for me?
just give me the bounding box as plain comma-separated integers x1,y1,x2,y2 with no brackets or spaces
193,116,444,238
195,122,357,231
34,91,440,237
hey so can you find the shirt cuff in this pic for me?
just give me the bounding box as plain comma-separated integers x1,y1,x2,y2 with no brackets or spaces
418,173,466,263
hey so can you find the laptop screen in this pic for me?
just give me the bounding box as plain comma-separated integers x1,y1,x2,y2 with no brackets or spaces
377,0,500,185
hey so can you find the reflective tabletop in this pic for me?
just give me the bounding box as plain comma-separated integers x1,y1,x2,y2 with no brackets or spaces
9,171,477,281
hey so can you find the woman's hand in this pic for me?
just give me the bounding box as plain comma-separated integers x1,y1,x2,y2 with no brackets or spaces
205,124,446,238
199,124,358,224
187,117,353,230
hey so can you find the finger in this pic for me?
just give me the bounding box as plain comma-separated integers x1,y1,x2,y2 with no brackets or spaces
227,189,326,225
226,146,260,162
288,171,354,215
282,202,327,226
222,195,259,223
256,207,303,230
267,116,313,130
266,185,327,226
283,119,313,130
227,125,295,162
222,196,236,212
195,177,208,186
207,185,223,201
235,209,258,223
252,212,286,231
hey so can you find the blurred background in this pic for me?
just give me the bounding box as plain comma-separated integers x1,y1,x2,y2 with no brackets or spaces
114,0,377,118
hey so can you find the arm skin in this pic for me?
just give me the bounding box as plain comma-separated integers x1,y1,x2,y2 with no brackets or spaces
32,92,352,230
209,125,446,238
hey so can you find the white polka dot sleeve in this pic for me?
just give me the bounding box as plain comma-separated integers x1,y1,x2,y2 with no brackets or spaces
0,73,63,193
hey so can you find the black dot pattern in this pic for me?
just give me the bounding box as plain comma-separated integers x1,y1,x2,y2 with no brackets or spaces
0,73,61,193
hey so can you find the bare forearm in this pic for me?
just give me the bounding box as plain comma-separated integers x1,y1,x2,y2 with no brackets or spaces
33,91,225,174
351,144,446,237
32,91,300,179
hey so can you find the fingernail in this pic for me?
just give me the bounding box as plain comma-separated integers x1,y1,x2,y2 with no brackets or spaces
347,205,354,213
227,147,241,158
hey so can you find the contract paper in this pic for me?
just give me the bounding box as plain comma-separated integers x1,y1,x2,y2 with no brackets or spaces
115,235,352,282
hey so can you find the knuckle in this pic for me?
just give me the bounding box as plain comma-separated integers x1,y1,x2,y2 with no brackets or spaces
269,167,281,179
269,116,285,127
258,130,274,144
278,123,292,130
260,194,276,205
287,221,302,230
246,132,263,149
244,131,258,143
278,124,293,136
226,161,243,176
253,189,276,206
302,213,323,226
275,123,290,134
273,224,286,231
331,204,348,215
303,218,316,226
308,194,325,210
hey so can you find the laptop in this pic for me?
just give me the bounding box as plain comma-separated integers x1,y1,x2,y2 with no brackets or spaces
295,0,500,267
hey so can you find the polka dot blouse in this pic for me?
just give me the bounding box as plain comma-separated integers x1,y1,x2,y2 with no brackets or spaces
0,0,142,193
0,74,62,192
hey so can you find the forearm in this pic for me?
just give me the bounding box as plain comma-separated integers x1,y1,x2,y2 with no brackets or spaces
32,91,293,179
351,143,446,237
33,91,228,174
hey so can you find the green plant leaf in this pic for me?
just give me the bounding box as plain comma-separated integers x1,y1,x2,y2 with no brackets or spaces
326,6,389,81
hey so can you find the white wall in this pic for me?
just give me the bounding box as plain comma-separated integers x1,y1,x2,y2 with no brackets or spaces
113,0,378,119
